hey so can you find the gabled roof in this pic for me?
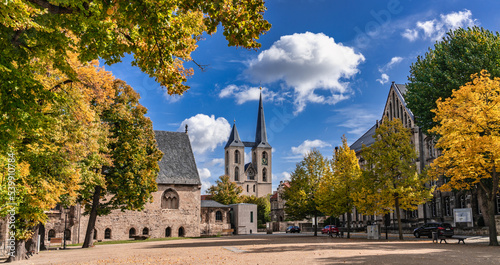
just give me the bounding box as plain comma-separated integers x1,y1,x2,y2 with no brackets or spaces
201,200,229,208
155,131,201,185
349,124,377,153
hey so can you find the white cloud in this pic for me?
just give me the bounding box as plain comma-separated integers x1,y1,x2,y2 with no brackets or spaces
377,73,390,85
402,9,477,41
327,105,379,137
386,57,403,68
179,114,231,155
198,168,212,194
206,158,224,167
219,85,284,104
246,32,365,114
291,139,332,156
273,172,291,182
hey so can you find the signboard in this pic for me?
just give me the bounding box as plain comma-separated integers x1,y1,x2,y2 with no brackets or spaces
453,208,472,223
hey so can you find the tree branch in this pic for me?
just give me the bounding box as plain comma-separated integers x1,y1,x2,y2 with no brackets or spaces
27,0,73,14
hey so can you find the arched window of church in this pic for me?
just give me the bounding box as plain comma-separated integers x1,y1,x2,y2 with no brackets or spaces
235,167,239,181
216,211,222,221
234,150,240,164
262,152,268,165
105,228,111,239
253,185,255,192
161,189,179,209
247,185,249,192
263,168,267,182
142,227,149,235
129,228,136,238
64,229,71,240
165,227,171,237
178,227,185,237
48,229,56,240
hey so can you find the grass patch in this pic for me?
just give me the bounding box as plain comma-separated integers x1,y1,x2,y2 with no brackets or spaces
95,237,192,245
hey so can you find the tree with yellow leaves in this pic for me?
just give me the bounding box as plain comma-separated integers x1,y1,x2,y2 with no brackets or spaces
316,135,361,238
430,70,500,246
355,119,433,240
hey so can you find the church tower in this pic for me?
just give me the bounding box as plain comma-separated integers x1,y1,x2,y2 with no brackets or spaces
223,91,272,198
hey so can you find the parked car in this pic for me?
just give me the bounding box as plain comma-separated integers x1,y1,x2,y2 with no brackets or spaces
286,226,301,233
413,222,454,238
321,225,339,235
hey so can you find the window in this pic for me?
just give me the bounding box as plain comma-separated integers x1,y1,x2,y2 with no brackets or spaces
431,199,437,217
93,229,97,240
165,227,171,237
234,150,240,164
129,228,136,238
262,168,267,182
142,227,149,235
216,211,222,221
235,167,239,181
250,211,254,223
460,195,466,209
48,229,56,240
162,189,179,209
64,229,71,240
445,197,451,216
178,227,185,237
262,151,268,165
253,185,255,192
247,185,249,192
104,228,111,239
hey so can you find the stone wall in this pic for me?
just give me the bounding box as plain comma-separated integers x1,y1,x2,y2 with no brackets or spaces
200,207,231,236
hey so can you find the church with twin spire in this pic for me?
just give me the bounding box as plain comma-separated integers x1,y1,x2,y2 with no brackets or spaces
224,92,272,198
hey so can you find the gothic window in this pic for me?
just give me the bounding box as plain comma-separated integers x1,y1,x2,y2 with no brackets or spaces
93,229,97,240
48,229,56,240
142,227,149,235
161,189,179,209
445,197,451,216
178,227,185,237
253,185,255,192
105,228,111,239
129,228,136,238
64,229,71,240
262,151,268,165
431,199,437,217
247,185,249,192
216,211,222,221
248,168,255,180
263,168,267,182
235,167,239,181
165,227,171,237
234,150,240,164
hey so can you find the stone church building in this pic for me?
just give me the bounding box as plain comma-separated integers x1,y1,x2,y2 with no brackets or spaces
224,92,272,198
347,82,499,230
42,130,202,244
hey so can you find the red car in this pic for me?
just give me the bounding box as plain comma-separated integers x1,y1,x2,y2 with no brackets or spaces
321,225,339,235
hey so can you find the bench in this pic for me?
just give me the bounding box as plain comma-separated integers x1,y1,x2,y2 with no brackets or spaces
433,235,466,244
48,238,63,248
222,229,234,235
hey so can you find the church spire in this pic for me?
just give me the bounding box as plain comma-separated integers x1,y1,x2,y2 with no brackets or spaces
225,122,244,149
255,90,269,147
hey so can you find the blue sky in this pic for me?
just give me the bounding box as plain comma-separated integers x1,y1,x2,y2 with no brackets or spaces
104,0,500,193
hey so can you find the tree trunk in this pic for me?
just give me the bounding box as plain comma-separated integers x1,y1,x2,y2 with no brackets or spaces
82,185,101,248
477,183,499,246
6,239,26,262
347,212,351,239
39,223,46,251
395,196,403,240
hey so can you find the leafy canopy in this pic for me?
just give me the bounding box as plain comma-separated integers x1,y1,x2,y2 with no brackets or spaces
207,175,243,205
405,26,500,134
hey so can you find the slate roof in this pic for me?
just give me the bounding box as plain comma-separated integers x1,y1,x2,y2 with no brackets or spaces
255,92,271,148
154,130,201,185
225,124,244,149
391,83,414,120
349,124,377,153
201,200,229,208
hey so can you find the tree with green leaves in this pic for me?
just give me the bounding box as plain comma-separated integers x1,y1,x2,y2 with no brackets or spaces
354,119,433,240
316,135,361,238
283,150,329,236
405,26,500,134
429,71,500,246
81,79,163,248
207,175,243,206
240,195,271,228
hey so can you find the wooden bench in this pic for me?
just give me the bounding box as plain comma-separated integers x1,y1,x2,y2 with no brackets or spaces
222,229,234,235
434,235,466,244
48,238,63,248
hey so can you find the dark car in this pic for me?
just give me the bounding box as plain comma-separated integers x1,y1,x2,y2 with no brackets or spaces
413,222,454,238
286,226,301,233
321,225,339,235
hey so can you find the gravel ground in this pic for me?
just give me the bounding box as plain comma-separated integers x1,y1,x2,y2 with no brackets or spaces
9,233,500,265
